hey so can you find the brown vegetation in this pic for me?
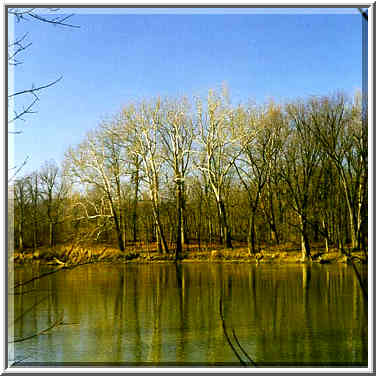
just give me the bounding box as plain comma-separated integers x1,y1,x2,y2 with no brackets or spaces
11,241,367,266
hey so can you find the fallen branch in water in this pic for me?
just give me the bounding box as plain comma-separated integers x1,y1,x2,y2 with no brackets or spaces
11,356,31,366
13,259,99,289
11,295,49,326
13,265,65,289
219,296,246,366
9,288,46,295
9,315,64,343
232,328,257,366
345,251,368,302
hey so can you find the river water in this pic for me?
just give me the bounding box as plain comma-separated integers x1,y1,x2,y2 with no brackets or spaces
9,262,367,367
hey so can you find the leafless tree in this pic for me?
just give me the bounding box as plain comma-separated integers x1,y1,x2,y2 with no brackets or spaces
309,94,367,251
159,98,194,259
279,101,322,261
123,101,170,254
235,103,283,254
39,160,68,248
13,177,29,252
196,90,249,248
65,128,127,252
25,172,40,252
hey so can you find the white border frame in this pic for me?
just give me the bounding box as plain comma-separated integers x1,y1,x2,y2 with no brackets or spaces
2,0,373,373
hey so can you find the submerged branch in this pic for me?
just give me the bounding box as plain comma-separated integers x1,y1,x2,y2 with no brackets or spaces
10,288,48,295
219,295,246,366
9,315,64,343
232,328,257,367
13,259,97,289
13,265,65,289
345,250,368,302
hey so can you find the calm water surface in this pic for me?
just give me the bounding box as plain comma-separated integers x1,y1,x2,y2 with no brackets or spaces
9,262,367,367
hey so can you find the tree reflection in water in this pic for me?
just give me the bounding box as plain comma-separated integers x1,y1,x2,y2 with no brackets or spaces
11,263,367,366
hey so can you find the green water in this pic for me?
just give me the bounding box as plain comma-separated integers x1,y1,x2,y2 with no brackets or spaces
9,262,367,367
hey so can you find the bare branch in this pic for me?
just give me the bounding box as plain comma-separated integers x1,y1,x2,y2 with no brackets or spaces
9,76,63,98
9,315,64,343
219,295,246,366
8,8,80,28
8,156,30,182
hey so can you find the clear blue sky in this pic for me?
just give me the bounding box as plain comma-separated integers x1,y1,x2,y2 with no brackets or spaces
9,8,364,175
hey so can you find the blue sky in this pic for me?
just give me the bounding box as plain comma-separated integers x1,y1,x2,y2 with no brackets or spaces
9,8,364,175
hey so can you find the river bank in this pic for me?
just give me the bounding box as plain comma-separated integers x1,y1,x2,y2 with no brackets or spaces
10,243,367,266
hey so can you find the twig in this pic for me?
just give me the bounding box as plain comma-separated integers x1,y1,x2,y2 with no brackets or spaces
13,259,100,289
11,356,31,366
8,156,30,182
8,76,63,98
13,265,65,289
9,316,64,343
10,288,48,295
219,295,246,366
8,8,80,28
232,328,257,366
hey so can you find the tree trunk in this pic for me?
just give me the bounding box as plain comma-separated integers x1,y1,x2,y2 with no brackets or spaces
322,217,329,253
152,204,169,254
341,174,359,250
158,222,169,254
122,208,127,250
217,201,223,245
132,167,139,243
49,221,54,248
111,205,125,253
269,192,279,245
348,209,357,250
248,193,260,254
208,216,212,244
299,214,311,260
18,221,24,252
156,224,162,253
248,210,257,255
32,175,38,252
219,200,232,249
181,181,189,245
175,181,183,261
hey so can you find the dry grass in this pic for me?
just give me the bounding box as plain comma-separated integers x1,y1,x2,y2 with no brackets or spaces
11,242,367,265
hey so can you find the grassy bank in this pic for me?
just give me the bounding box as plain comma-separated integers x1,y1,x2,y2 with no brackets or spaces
11,242,367,266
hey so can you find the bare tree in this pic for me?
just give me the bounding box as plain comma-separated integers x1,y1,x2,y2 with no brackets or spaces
159,98,194,259
65,128,127,252
39,160,67,248
279,101,322,261
108,112,144,244
25,172,40,252
309,94,367,251
196,90,248,249
235,103,283,254
13,90,368,261
13,177,29,252
123,101,170,254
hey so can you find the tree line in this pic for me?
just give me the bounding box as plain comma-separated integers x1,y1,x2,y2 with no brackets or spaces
10,90,367,261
